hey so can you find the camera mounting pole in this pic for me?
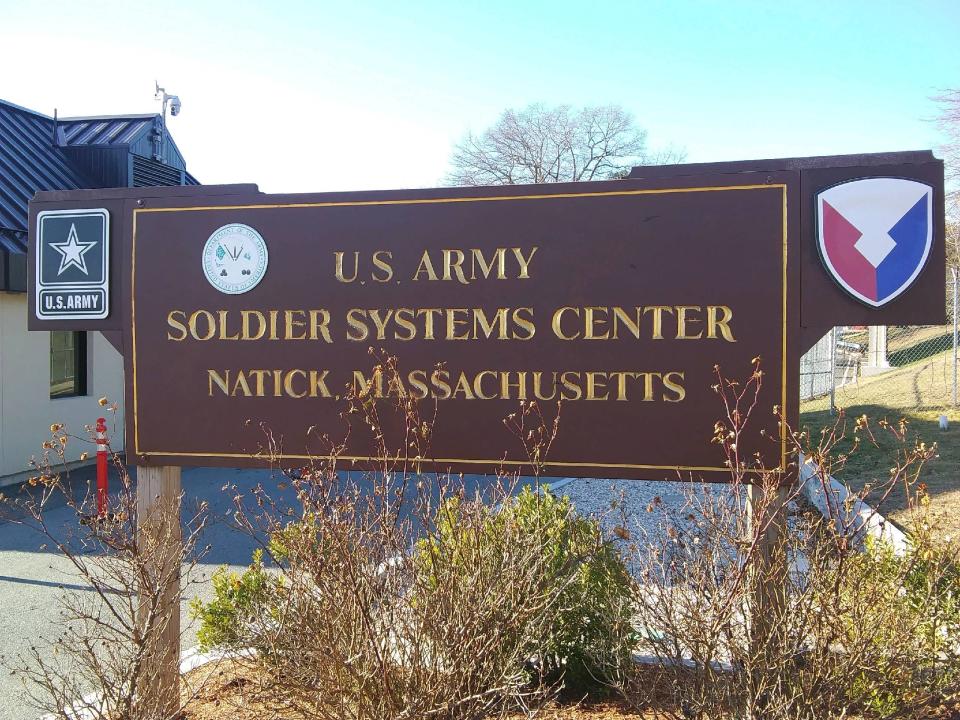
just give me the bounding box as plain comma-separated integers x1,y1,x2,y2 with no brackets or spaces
153,82,181,164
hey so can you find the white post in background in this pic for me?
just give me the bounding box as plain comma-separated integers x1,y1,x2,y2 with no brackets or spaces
864,326,890,375
953,268,958,408
830,326,837,414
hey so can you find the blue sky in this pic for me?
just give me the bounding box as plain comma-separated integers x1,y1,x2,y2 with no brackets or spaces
2,0,958,193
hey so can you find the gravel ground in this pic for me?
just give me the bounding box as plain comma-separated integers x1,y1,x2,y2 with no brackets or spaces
557,477,733,536
558,478,821,586
554,478,740,579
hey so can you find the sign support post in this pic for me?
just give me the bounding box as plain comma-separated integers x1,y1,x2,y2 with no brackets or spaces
746,480,790,718
135,464,181,715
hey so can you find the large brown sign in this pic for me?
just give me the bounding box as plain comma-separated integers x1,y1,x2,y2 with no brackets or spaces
28,152,945,481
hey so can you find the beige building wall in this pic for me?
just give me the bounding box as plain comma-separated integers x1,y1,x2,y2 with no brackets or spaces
0,292,125,484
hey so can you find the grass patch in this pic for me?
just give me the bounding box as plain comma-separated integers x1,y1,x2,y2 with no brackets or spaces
843,325,952,358
888,330,954,367
800,347,960,536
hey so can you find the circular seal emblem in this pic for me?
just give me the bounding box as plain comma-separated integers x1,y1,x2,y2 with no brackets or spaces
202,224,268,294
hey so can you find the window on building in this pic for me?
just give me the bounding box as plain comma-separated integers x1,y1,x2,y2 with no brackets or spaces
49,331,87,398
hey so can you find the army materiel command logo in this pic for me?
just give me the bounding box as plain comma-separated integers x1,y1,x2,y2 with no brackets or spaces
202,224,269,294
35,208,109,320
817,178,933,307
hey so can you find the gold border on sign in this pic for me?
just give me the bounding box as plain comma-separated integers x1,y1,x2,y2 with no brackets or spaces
131,184,790,473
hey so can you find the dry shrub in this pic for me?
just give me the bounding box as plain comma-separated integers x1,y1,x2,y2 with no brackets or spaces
194,354,633,719
2,411,209,720
603,362,959,720
215,475,564,720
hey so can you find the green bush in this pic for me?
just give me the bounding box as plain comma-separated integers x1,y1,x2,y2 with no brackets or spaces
416,485,635,693
190,549,281,653
841,513,960,718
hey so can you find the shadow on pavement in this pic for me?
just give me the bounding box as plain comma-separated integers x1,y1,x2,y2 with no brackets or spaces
0,462,566,569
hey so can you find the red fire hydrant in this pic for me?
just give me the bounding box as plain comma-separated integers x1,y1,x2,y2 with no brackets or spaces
96,417,108,516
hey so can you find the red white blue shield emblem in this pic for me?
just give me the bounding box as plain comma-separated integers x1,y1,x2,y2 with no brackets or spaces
817,178,933,307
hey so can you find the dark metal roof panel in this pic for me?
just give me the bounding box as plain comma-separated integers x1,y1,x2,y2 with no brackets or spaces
0,227,27,291
0,227,27,254
0,100,91,231
58,116,155,147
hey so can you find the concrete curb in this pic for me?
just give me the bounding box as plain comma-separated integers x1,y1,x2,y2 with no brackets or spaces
541,477,576,494
179,645,255,674
798,456,909,554
0,459,98,490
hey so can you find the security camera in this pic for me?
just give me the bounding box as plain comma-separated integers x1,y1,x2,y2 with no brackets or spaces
169,96,182,116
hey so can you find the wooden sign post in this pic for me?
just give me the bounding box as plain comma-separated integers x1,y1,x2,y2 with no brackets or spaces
135,464,182,712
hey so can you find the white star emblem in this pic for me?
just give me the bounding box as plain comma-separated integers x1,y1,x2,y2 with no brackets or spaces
50,224,97,276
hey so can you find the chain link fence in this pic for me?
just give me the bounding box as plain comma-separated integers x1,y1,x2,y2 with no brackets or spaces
800,274,959,418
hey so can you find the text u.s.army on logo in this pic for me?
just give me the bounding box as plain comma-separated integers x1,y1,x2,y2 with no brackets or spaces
35,208,110,320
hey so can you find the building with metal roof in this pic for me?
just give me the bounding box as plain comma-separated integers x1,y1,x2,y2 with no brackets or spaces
0,99,197,292
0,97,197,484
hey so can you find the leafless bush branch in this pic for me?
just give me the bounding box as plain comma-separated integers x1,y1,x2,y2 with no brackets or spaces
598,361,957,719
2,409,209,720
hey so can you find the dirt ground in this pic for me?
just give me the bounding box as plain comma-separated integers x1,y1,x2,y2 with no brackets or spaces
181,658,960,719
181,660,655,719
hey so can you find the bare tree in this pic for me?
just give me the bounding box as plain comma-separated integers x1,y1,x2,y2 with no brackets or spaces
947,219,960,272
936,89,960,200
447,103,685,186
935,92,959,271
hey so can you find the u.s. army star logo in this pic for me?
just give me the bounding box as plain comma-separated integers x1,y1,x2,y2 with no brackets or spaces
35,207,110,320
202,223,269,294
51,224,97,275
